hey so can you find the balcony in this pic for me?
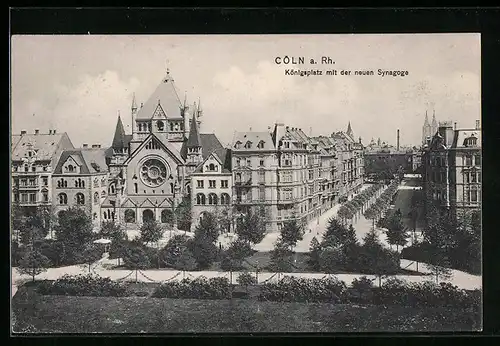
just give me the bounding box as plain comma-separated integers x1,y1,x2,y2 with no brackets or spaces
17,184,39,190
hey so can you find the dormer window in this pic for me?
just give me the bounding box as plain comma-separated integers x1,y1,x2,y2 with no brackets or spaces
157,120,165,131
208,163,217,172
463,135,478,147
68,165,74,172
235,141,242,149
257,141,265,149
245,141,252,149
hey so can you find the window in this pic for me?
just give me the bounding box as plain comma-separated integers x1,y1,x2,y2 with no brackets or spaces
465,156,472,166
208,163,217,171
259,159,265,167
259,186,266,200
196,193,206,205
208,193,218,205
471,189,478,202
245,141,252,149
29,178,36,186
471,172,477,183
221,193,231,205
236,158,241,168
76,193,85,205
209,180,216,188
475,155,481,166
259,171,266,183
125,209,136,223
14,193,19,202
465,172,470,183
42,191,48,202
157,120,164,131
29,193,36,203
21,193,28,203
68,165,74,172
170,183,174,194
32,166,36,172
197,180,204,188
235,141,242,149
258,141,265,149
24,165,28,172
94,178,99,187
221,180,228,188
134,183,138,193
110,184,115,194
94,192,99,204
246,159,251,167
441,171,446,183
58,193,67,205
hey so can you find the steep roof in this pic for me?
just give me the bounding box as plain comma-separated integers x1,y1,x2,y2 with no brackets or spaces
346,122,354,139
186,112,201,147
231,131,275,150
135,71,183,120
54,148,109,174
112,116,129,149
451,129,482,149
11,132,74,161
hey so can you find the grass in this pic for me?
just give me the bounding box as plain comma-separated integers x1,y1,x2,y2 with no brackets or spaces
12,284,481,333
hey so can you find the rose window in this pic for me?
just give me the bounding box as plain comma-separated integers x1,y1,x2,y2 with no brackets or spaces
140,159,168,187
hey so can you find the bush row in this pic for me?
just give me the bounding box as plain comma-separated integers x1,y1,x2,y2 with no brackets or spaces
152,276,231,299
259,276,480,309
36,274,127,297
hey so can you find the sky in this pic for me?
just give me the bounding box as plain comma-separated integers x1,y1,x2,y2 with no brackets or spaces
11,34,481,148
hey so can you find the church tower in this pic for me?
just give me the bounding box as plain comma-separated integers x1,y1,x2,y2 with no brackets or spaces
186,111,203,166
422,111,431,144
346,121,354,139
431,110,438,137
110,115,129,175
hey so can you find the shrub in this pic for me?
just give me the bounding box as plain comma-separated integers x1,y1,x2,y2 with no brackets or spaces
152,276,230,299
39,274,127,297
259,276,347,303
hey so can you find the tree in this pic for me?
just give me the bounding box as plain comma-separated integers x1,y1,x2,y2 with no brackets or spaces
360,229,399,286
237,271,257,293
269,240,294,276
385,212,409,251
160,234,190,268
187,234,218,269
425,248,453,284
195,212,219,243
99,221,127,243
236,209,266,245
122,241,151,283
280,218,304,250
140,220,164,246
308,237,322,271
77,244,103,273
319,246,347,273
17,245,50,282
54,207,94,262
220,239,253,284
173,246,197,279
175,197,192,232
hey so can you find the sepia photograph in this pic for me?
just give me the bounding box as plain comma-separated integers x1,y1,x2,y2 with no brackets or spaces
10,33,481,333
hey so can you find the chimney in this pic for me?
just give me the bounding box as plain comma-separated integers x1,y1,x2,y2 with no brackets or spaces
82,144,88,148
286,126,289,131
438,121,454,147
397,129,400,151
475,120,480,130
53,129,56,134
34,129,39,135
92,144,101,149
140,102,144,109
454,122,457,130
21,130,27,135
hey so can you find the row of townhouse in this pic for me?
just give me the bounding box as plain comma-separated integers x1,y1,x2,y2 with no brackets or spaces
11,69,365,234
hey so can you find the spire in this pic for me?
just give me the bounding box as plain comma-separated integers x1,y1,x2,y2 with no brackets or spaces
424,110,429,125
431,110,437,126
197,97,203,117
131,93,137,111
187,111,201,148
346,121,353,138
112,115,127,149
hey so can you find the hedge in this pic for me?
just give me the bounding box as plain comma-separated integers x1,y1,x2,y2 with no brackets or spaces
36,274,127,297
152,276,231,299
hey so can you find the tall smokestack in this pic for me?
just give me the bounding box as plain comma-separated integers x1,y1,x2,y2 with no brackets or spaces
397,129,400,151
475,120,480,130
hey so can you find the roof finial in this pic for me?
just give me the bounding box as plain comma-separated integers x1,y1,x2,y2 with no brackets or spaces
131,93,137,110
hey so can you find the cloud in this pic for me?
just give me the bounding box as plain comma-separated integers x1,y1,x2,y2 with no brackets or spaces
48,71,140,146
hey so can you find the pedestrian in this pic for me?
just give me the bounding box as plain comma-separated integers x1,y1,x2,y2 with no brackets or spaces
309,229,312,234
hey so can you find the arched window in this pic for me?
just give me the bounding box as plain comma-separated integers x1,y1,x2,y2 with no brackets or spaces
58,193,67,205
68,165,74,172
235,141,242,149
74,180,78,188
94,192,99,203
110,184,115,194
170,123,174,131
57,180,61,188
170,183,174,194
157,120,164,131
208,163,217,171
186,184,191,196
81,180,85,188
134,183,138,194
220,193,230,205
103,211,107,220
64,180,67,188
196,193,206,205
101,178,105,186
258,140,265,149
94,178,99,187
208,193,218,205
161,209,174,224
101,191,106,197
124,209,136,223
93,213,97,220
143,209,154,222
76,193,85,205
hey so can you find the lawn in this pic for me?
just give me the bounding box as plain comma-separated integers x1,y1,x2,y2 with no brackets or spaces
12,284,480,333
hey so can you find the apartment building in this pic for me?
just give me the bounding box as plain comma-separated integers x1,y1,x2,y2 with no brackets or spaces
422,120,481,220
11,129,74,215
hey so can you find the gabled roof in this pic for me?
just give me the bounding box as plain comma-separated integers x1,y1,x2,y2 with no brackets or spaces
54,148,109,174
136,71,183,120
11,132,74,161
193,149,232,174
126,133,185,165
